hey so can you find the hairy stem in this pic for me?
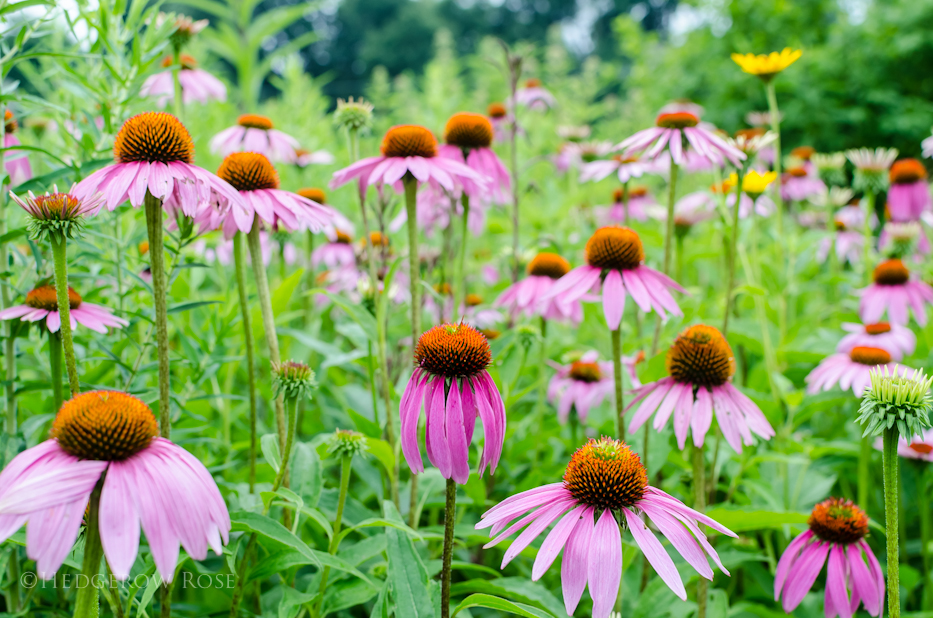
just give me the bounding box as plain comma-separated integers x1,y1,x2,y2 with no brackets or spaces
533,317,547,465
441,478,457,618
882,427,901,618
858,435,871,512
171,46,183,120
611,328,625,441
233,232,258,493
144,192,171,438
455,194,470,314
74,484,103,618
313,454,352,617
722,169,745,337
49,331,63,411
404,174,421,525
50,233,80,396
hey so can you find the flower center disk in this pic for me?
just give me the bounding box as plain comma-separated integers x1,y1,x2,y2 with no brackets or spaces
487,103,507,118
217,152,279,192
889,159,927,184
32,193,83,220
445,112,494,150
113,112,195,164
415,323,491,378
865,322,891,335
873,259,910,285
569,361,602,383
666,324,735,387
909,442,933,455
237,114,274,130
527,252,571,279
849,346,891,366
563,437,647,510
808,497,868,545
52,391,158,461
656,112,699,129
26,285,81,311
381,125,438,158
585,227,644,271
297,187,326,203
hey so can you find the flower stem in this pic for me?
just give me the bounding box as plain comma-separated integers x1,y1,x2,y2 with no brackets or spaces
404,174,421,526
920,465,932,610
0,106,13,435
722,170,745,337
863,191,875,284
882,427,901,618
144,191,171,438
272,396,298,494
858,434,871,512
74,483,103,618
49,233,80,397
693,444,708,618
246,219,287,452
622,180,630,226
651,161,678,356
233,232,258,493
441,478,457,618
611,328,625,441
171,46,183,121
49,331,63,411
455,194,470,314
313,454,352,617
766,81,784,242
533,317,548,465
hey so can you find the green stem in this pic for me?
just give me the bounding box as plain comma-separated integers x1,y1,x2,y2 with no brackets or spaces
144,192,171,438
171,46,183,121
114,210,124,313
693,445,708,618
404,174,421,526
611,328,625,441
766,81,784,242
858,435,871,512
247,219,287,451
313,454,352,617
920,465,931,610
533,317,548,465
863,191,875,284
651,162,678,355
271,396,298,494
622,180,630,226
233,232,258,493
722,170,745,337
6,551,18,613
507,68,521,283
49,331,62,411
441,478,456,618
0,103,14,435
675,234,684,284
49,233,80,396
74,484,103,618
456,194,470,314
882,427,901,618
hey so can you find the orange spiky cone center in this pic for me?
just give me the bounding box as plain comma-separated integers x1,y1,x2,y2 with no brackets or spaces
381,125,437,158
873,259,910,285
849,346,892,366
216,152,279,191
909,442,933,455
113,112,194,164
569,361,602,383
563,437,647,510
585,226,644,271
51,391,158,461
297,187,326,203
666,324,735,387
487,103,507,118
656,112,699,129
865,322,892,335
237,114,274,130
808,497,868,544
445,112,494,149
26,285,81,311
528,252,571,279
414,323,491,378
889,159,927,184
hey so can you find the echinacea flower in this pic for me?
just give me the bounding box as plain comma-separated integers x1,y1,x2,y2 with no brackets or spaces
886,159,931,222
555,141,614,175
476,437,736,618
811,152,848,186
140,55,226,106
846,148,898,194
215,152,334,239
579,154,648,184
0,284,128,334
731,48,802,81
330,124,486,199
10,185,103,240
486,102,513,141
547,352,614,424
627,325,774,452
441,112,510,202
311,229,356,269
333,97,374,132
838,322,915,360
546,227,685,330
495,252,583,324
596,186,656,224
775,498,883,618
818,205,865,264
727,128,777,160
616,111,745,167
0,390,230,581
155,12,209,45
295,148,335,167
74,112,244,221
399,323,505,484
860,258,933,326
805,346,906,397
514,78,556,110
782,164,826,202
4,110,32,185
210,114,300,163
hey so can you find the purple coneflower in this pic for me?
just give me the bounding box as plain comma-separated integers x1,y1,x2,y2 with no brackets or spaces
0,284,127,334
0,391,230,581
838,322,915,360
311,229,356,269
579,154,648,184
805,346,907,397
477,437,736,618
596,186,656,224
495,252,583,324
781,163,826,202
140,55,226,106
818,205,865,264
887,159,931,222
627,325,774,452
514,78,556,110
860,259,933,326
547,352,615,424
545,226,686,330
440,112,510,203
295,147,335,167
210,114,301,164
399,323,505,484
775,498,884,618
4,110,31,185
616,111,745,167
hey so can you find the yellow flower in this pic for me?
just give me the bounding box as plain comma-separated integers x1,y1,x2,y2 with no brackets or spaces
732,170,778,196
731,48,802,81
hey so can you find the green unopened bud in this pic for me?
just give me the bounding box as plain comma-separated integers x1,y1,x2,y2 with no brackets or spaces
272,360,316,401
327,429,367,459
856,366,933,441
333,97,374,132
516,324,538,351
853,169,888,194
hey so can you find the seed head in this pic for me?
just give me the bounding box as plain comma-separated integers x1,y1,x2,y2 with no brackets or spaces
327,429,367,459
334,97,374,132
271,360,316,401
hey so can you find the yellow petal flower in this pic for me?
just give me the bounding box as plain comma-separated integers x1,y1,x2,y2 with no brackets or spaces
741,170,778,195
731,48,802,81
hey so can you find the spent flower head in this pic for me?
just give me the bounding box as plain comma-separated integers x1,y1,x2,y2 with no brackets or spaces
856,366,933,440
846,147,898,194
333,97,374,132
811,152,847,186
883,221,920,258
271,360,316,400
327,429,367,459
728,129,776,156
10,184,103,241
810,186,855,209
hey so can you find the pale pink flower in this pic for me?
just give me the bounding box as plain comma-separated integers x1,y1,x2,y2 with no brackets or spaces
441,112,510,203
837,322,915,360
311,230,356,269
140,55,226,106
295,148,335,167
547,352,614,423
513,79,556,110
782,164,827,202
0,284,127,334
579,154,648,184
818,206,866,264
887,159,931,221
3,112,31,186
595,186,657,224
874,428,933,461
860,259,933,326
495,252,583,324
210,114,300,163
805,347,907,397
477,438,736,618
616,112,745,167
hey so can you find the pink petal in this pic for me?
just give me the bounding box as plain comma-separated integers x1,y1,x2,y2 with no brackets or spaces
561,507,594,615
532,504,588,580
588,509,623,618
99,460,141,579
624,507,686,599
601,269,625,330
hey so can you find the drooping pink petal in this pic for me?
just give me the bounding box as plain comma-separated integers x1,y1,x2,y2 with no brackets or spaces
624,506,686,599
640,500,713,580
424,377,451,479
781,541,830,612
26,497,89,579
601,269,625,330
445,378,470,484
847,543,878,617
588,509,623,618
500,498,575,568
99,460,141,579
561,507,594,615
775,531,813,599
826,544,852,618
532,504,587,581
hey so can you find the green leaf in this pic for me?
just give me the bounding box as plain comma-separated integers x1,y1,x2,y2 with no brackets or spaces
703,506,809,532
365,438,396,481
334,517,422,547
452,594,556,618
261,433,281,473
384,501,435,618
167,300,221,314
348,407,381,438
323,578,380,616
271,268,305,316
311,290,378,341
290,442,323,508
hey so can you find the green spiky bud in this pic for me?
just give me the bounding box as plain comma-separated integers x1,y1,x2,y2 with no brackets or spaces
856,366,933,441
333,97,374,132
327,429,367,459
271,360,316,401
